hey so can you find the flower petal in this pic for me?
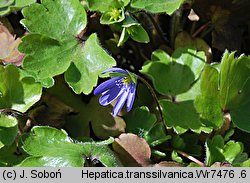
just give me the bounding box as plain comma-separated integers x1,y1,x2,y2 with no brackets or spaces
102,67,128,75
94,77,123,95
99,86,124,106
126,83,136,112
112,89,129,116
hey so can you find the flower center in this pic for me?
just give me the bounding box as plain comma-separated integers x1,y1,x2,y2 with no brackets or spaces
122,77,132,85
109,8,122,21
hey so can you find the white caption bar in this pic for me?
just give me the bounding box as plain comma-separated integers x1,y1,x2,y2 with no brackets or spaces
0,168,249,183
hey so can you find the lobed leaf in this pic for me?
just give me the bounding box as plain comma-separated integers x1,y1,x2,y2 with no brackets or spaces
20,0,87,41
125,106,171,146
0,143,27,166
205,135,249,166
19,126,121,167
0,65,42,112
141,48,205,96
131,0,184,14
194,65,224,128
0,0,35,16
160,100,212,134
20,0,116,94
0,115,18,149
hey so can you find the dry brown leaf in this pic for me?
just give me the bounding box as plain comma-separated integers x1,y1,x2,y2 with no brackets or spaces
211,162,232,167
28,94,74,128
154,161,184,167
0,23,24,66
112,133,152,167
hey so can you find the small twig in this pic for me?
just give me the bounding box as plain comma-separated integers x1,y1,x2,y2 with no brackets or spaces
192,21,211,38
176,150,206,167
141,12,168,44
0,108,25,116
137,75,164,123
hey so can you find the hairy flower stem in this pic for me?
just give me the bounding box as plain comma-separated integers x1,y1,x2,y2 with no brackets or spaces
137,75,164,124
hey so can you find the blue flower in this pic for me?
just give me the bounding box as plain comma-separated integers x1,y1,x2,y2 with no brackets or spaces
94,68,137,116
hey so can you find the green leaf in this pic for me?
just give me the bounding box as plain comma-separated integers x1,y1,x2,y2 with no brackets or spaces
121,14,140,28
220,51,250,110
86,0,121,13
223,141,244,164
18,156,72,167
120,0,130,6
232,153,248,166
141,48,205,96
205,135,225,166
125,106,171,146
0,0,35,16
20,70,54,88
242,159,250,167
0,65,42,113
47,78,125,139
219,51,250,132
20,0,116,94
131,0,184,14
0,0,14,8
12,0,35,8
127,25,150,43
118,28,129,47
172,135,185,150
205,135,247,166
176,51,250,132
19,34,74,79
171,151,183,163
172,134,202,156
125,106,156,136
182,134,202,156
100,8,125,25
150,49,171,62
0,143,27,166
172,47,206,81
144,123,171,147
19,126,121,167
118,15,149,46
194,65,224,128
80,141,122,167
175,31,213,62
20,0,87,41
0,115,18,148
80,96,126,139
176,79,201,101
160,100,212,134
64,34,116,94
231,101,250,132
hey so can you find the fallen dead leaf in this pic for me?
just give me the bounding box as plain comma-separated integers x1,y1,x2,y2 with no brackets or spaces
112,133,152,166
154,161,184,167
0,23,24,66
